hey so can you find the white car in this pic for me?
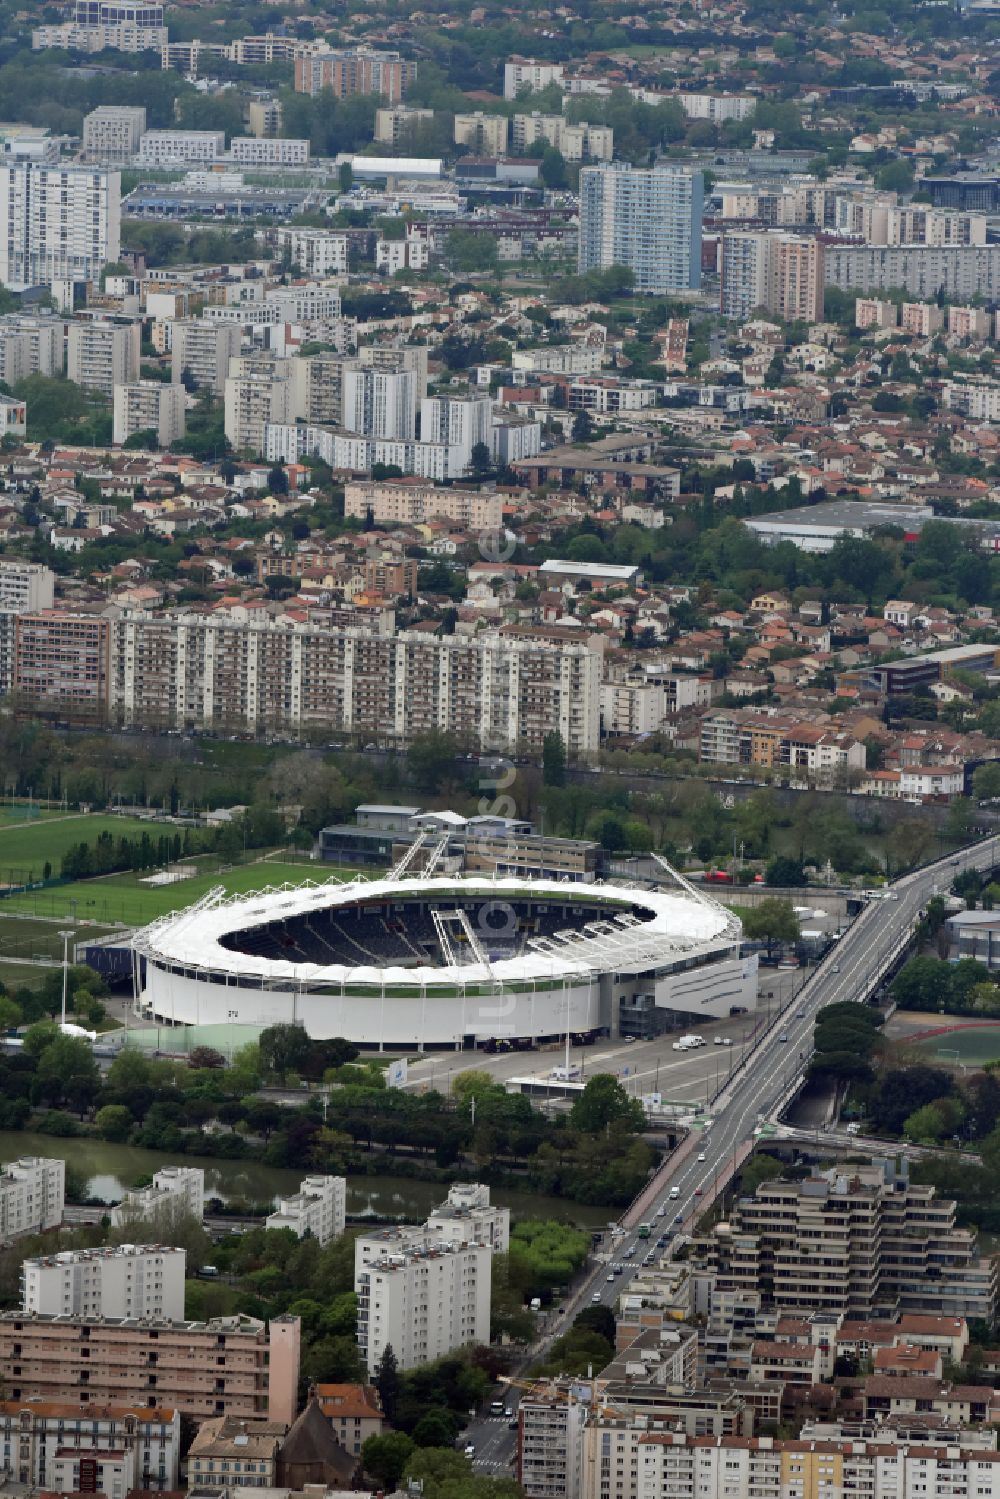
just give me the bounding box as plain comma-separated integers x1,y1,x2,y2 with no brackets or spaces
697,1152,706,1162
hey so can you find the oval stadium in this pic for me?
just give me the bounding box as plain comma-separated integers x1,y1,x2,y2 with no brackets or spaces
132,874,758,1048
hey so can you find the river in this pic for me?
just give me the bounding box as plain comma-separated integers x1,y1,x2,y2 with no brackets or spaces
0,1131,609,1227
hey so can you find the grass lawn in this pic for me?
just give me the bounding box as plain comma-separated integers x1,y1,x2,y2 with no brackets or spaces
0,915,122,962
0,860,365,927
0,961,52,992
0,807,73,827
0,813,169,886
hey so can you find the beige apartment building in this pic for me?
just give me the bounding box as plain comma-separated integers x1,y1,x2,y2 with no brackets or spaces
171,320,242,396
187,1414,285,1487
112,380,185,447
82,105,147,162
699,1160,997,1322
511,112,613,161
102,610,602,753
637,1431,1000,1499
224,352,297,452
248,99,283,138
374,105,434,146
343,479,502,529
66,318,140,398
0,1312,300,1423
454,112,509,155
14,612,111,721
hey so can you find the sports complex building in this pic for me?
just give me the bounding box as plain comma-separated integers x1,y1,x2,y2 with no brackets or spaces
132,867,758,1048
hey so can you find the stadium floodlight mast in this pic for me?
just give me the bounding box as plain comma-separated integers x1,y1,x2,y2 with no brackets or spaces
58,929,75,1030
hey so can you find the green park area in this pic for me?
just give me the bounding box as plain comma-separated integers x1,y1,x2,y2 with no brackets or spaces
0,858,357,928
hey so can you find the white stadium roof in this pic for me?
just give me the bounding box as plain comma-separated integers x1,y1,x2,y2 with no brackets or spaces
134,875,739,991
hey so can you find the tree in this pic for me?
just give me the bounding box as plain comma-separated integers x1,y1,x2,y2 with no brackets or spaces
739,898,800,954
406,729,460,793
741,1151,784,1193
36,1034,99,1102
891,956,952,1011
903,1102,947,1142
973,761,1000,802
469,441,492,478
572,408,594,442
540,145,568,189
569,1074,644,1133
765,856,806,887
542,730,567,787
0,995,22,1030
361,1427,416,1487
258,1023,312,1082
374,1343,401,1424
411,1409,459,1447
95,1104,134,1142
23,1020,59,1058
573,1303,615,1344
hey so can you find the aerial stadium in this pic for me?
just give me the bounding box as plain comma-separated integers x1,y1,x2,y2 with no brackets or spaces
132,856,758,1048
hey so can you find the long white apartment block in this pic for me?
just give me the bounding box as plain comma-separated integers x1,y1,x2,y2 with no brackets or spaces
0,1157,65,1238
637,1432,1000,1499
22,1244,187,1320
110,1165,204,1228
265,419,540,480
102,608,601,755
32,21,166,50
230,138,310,166
266,1175,346,1245
137,131,225,166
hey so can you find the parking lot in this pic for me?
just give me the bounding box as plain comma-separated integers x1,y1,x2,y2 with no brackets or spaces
401,962,808,1104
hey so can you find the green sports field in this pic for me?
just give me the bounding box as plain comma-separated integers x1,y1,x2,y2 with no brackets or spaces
910,1025,1000,1068
0,859,363,927
0,813,167,887
0,807,71,828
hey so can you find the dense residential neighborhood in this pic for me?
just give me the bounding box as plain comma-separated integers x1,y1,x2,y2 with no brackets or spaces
8,0,1000,1496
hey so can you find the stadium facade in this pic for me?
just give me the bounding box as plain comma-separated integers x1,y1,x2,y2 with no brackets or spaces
132,874,757,1047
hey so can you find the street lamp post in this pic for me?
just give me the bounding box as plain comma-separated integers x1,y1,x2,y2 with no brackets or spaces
57,929,75,1030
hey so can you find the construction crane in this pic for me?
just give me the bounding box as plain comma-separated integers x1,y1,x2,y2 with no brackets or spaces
497,1374,626,1420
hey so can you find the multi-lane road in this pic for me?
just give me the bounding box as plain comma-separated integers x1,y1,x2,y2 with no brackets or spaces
463,833,1000,1473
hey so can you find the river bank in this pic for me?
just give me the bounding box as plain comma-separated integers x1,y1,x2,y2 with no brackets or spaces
0,1130,610,1227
